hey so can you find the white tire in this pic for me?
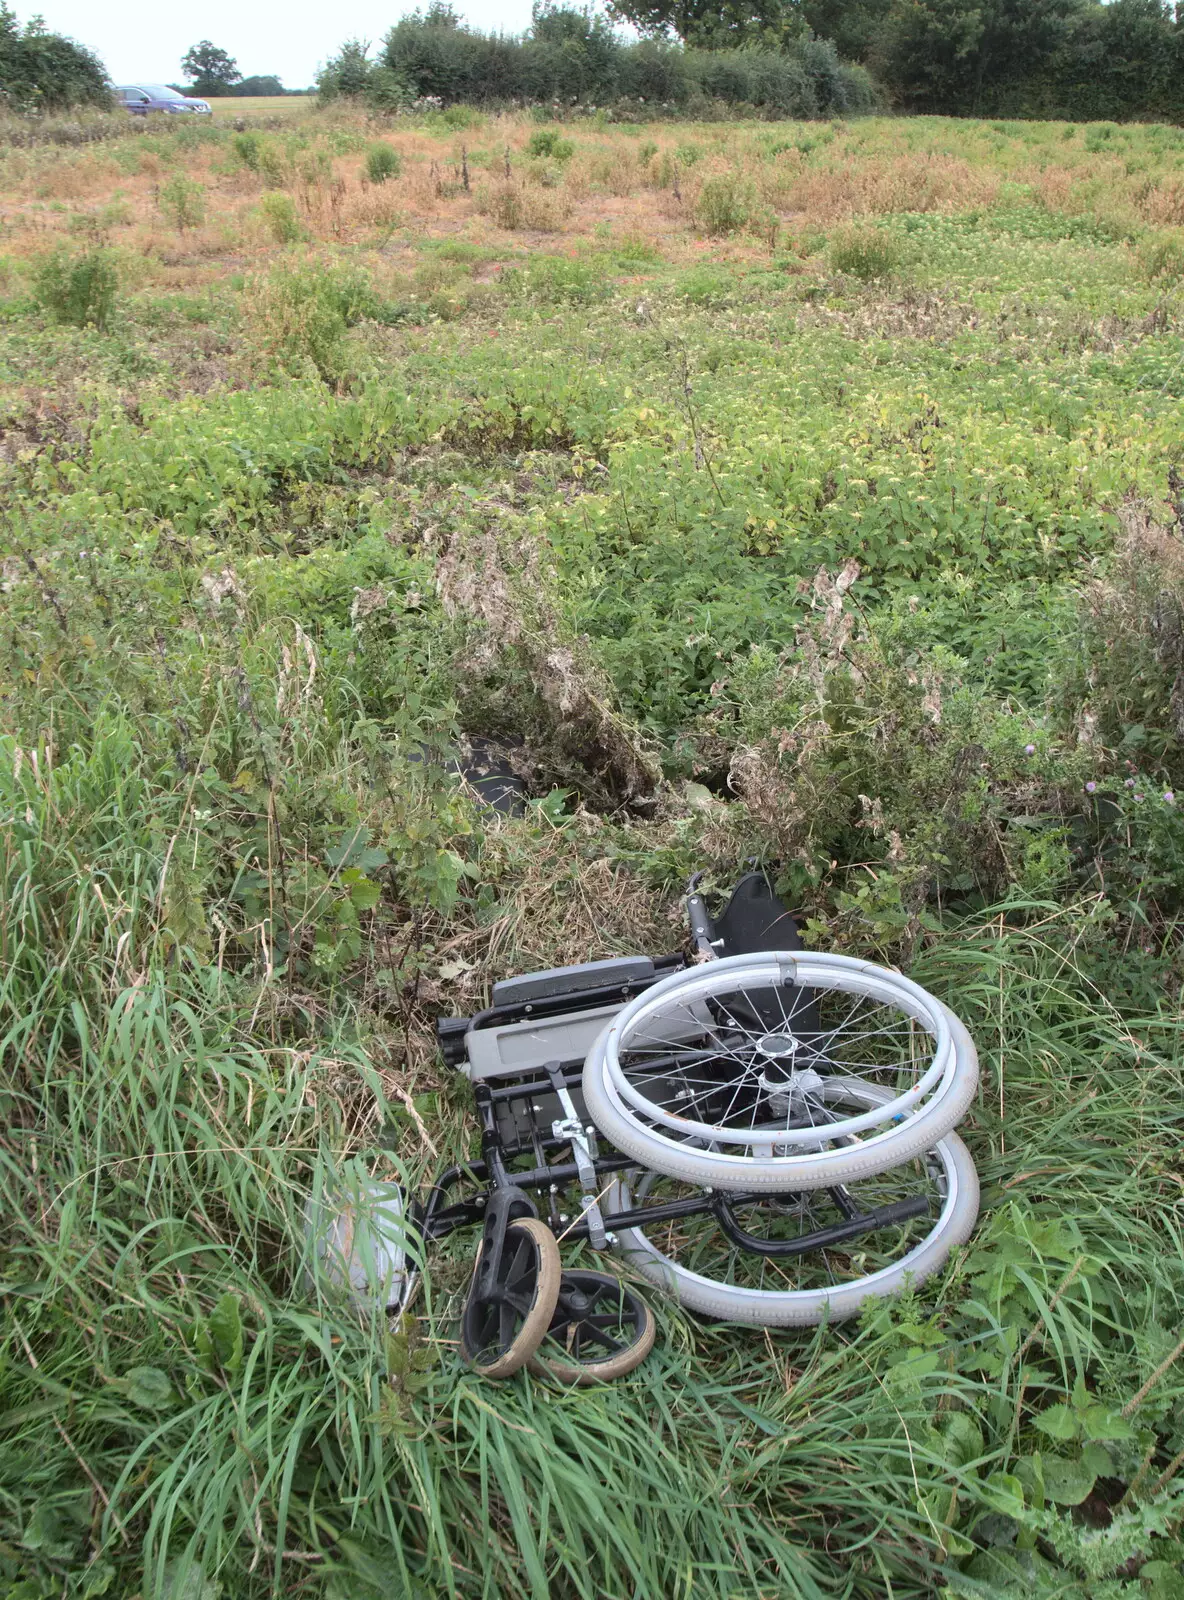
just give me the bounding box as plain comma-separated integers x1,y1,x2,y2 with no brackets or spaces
594,952,962,1146
604,1083,980,1327
584,1002,978,1192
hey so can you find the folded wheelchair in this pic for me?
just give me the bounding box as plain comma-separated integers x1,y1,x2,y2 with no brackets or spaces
311,874,981,1383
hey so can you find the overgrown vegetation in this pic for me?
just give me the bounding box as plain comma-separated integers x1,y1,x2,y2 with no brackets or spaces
32,243,118,327
0,2,110,114
835,0,1184,120
313,0,1184,124
1,102,1183,1599
317,3,878,119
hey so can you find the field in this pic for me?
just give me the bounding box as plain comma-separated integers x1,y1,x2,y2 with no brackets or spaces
208,95,316,118
2,104,1184,1599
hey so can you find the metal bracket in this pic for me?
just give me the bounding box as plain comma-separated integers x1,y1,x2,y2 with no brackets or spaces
552,1114,606,1248
542,1060,607,1249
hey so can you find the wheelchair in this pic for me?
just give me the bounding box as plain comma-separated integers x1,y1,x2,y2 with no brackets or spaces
312,874,980,1383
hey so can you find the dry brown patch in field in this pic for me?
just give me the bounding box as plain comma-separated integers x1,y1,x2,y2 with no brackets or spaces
797,287,981,344
339,180,410,232
32,153,120,201
1029,165,1077,213
788,155,999,222
474,178,571,233
1140,175,1184,227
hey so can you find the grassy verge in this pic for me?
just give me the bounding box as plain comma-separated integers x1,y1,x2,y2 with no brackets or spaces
1,107,1183,1599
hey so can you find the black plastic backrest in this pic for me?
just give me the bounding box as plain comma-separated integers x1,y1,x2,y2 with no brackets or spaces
712,872,806,957
710,873,820,1038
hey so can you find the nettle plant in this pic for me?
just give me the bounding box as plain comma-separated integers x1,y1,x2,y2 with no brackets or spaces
705,565,1095,949
865,1201,1184,1596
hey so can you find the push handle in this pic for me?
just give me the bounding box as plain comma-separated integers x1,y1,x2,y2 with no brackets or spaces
685,873,720,960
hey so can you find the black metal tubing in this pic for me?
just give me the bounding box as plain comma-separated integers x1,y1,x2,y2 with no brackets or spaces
424,993,937,1274
713,1193,932,1257
421,1153,932,1262
564,1191,717,1241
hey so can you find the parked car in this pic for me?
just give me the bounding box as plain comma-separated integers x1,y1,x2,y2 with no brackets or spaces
116,85,212,116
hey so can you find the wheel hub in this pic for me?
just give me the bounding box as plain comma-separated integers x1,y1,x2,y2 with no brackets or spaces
756,1032,798,1059
758,1066,825,1115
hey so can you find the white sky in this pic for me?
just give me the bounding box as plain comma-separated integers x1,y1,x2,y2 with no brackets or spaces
16,0,540,90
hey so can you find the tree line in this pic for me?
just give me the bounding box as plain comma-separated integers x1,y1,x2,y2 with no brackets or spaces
806,0,1184,120
3,0,1183,122
318,3,877,118
319,0,1184,122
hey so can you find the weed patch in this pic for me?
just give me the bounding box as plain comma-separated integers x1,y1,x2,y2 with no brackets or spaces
694,172,751,235
33,244,118,328
158,172,206,231
828,221,911,279
257,190,306,243
366,141,401,183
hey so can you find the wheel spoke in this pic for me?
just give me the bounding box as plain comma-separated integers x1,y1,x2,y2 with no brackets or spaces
596,954,961,1158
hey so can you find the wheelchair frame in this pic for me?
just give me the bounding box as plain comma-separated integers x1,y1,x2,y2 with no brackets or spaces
418,875,935,1365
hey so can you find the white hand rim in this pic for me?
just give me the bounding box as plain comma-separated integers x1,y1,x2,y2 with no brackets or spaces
594,951,955,1148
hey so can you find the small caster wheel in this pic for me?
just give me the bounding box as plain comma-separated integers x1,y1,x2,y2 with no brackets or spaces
529,1269,656,1385
460,1217,562,1378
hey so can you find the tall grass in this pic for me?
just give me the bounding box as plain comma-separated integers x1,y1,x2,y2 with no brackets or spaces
3,717,1183,1597
3,101,1184,1600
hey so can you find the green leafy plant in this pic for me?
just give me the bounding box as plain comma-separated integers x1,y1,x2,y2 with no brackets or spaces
240,257,388,382
1140,227,1184,282
257,190,305,243
365,141,401,184
158,172,207,231
695,173,750,236
232,129,262,170
257,137,290,187
828,222,910,280
32,245,118,329
526,128,574,162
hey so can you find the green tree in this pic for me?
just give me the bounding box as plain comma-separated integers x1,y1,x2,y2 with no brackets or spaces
525,4,621,99
605,0,804,48
1059,0,1182,120
231,74,286,96
875,0,1086,111
181,39,241,93
800,0,891,61
0,3,110,111
316,38,375,99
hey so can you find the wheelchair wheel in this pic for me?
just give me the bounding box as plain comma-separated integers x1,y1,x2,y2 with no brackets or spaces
460,1218,562,1378
603,1085,979,1327
583,954,978,1192
529,1269,656,1385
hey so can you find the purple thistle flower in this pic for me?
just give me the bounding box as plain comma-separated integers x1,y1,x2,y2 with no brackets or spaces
1085,781,1097,793
1135,792,1144,802
1125,778,1135,788
1164,791,1176,805
1024,743,1036,755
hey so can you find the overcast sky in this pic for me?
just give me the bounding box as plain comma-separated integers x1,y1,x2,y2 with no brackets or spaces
18,0,540,89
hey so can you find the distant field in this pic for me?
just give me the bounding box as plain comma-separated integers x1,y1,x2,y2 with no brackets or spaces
1,105,1183,1600
208,93,314,116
